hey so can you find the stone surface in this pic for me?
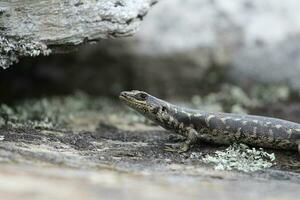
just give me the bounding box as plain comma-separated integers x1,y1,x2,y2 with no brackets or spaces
4,0,300,98
0,0,157,69
98,0,300,93
2,0,300,96
0,120,300,200
0,92,300,200
1,164,300,200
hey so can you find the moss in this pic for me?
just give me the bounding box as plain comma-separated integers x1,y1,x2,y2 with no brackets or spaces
0,36,51,69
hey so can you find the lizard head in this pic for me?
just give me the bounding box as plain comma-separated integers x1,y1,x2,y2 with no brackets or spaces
119,90,171,123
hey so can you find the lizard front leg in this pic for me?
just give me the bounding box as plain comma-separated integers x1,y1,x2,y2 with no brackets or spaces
165,128,198,153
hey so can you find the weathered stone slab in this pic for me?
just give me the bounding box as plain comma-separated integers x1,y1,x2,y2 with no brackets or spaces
0,92,300,200
0,0,157,69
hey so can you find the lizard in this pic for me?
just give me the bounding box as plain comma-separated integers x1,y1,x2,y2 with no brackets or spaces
119,90,300,154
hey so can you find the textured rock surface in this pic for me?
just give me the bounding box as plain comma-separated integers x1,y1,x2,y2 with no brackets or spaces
1,164,300,200
0,92,300,200
0,0,157,69
3,0,300,98
2,0,300,96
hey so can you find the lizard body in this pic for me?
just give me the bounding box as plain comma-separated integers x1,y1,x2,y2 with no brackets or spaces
119,90,300,153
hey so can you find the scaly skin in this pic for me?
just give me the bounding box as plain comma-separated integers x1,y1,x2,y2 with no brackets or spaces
119,90,300,154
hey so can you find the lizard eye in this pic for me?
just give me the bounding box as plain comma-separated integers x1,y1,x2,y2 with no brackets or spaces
135,92,148,101
162,106,167,112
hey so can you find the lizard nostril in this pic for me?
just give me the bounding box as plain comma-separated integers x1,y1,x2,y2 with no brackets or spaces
119,92,128,99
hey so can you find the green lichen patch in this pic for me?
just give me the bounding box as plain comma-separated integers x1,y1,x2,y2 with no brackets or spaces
0,92,151,132
0,36,51,69
0,92,115,129
189,84,290,114
202,143,276,172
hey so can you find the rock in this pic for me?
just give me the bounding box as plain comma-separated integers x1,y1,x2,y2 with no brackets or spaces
97,0,300,94
0,0,157,69
149,0,300,92
0,93,300,199
1,164,300,200
3,0,300,98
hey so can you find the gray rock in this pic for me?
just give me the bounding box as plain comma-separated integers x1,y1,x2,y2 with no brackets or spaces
3,0,300,97
1,102,300,200
113,0,300,93
0,92,300,200
0,0,157,69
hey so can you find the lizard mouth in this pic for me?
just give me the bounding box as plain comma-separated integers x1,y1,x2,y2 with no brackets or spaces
119,91,133,102
119,91,138,105
119,91,147,109
119,91,127,101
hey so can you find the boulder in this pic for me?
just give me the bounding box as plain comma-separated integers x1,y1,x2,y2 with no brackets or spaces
113,0,300,93
0,0,157,69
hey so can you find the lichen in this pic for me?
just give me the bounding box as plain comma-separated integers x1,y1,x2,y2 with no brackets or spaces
0,91,152,132
0,135,4,141
201,143,276,172
0,36,51,69
190,84,290,114
0,92,116,129
250,84,290,104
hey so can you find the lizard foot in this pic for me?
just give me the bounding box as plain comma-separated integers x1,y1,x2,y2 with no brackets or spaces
164,142,190,153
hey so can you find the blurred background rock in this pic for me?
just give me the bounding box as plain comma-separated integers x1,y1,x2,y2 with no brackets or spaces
2,0,300,102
